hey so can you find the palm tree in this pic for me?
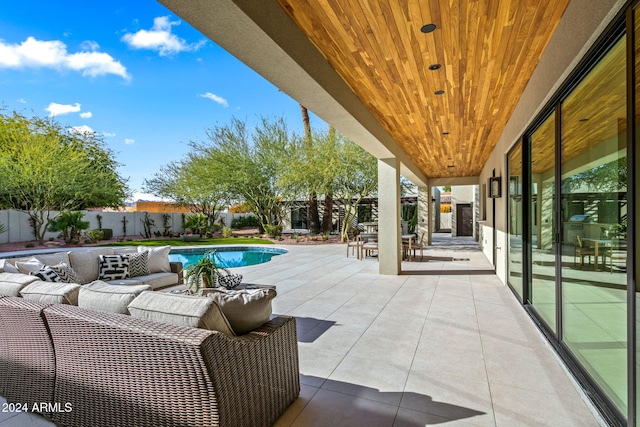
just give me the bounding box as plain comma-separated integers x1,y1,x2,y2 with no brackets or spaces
301,104,321,233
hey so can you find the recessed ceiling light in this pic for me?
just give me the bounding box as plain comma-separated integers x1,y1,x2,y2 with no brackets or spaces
421,23,437,33
442,132,449,135
434,90,445,95
579,118,589,122
428,64,441,71
447,165,455,168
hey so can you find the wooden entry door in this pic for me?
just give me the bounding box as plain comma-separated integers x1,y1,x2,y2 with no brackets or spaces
456,203,473,236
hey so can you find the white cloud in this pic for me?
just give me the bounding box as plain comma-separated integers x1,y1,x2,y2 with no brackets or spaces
199,92,228,107
124,138,135,145
0,36,129,80
45,102,81,117
17,98,26,104
121,16,204,56
80,40,100,51
103,132,116,137
70,125,95,135
79,111,92,119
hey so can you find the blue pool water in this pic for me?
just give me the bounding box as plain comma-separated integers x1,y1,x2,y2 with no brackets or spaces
169,246,287,269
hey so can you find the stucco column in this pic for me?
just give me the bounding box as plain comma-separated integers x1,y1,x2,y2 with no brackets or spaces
427,184,433,245
378,158,401,275
417,186,430,244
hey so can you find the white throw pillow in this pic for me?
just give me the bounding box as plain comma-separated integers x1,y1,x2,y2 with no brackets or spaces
138,246,171,273
0,259,19,274
15,258,45,274
206,287,276,335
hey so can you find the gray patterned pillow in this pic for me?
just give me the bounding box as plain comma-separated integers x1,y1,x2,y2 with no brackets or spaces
98,254,130,281
49,262,81,284
31,266,62,282
127,251,150,277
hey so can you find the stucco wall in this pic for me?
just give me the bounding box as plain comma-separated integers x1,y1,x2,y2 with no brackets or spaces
479,0,626,284
0,210,252,244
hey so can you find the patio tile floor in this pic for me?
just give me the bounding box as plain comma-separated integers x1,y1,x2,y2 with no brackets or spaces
0,234,605,426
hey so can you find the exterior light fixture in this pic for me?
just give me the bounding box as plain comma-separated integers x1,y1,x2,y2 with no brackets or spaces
421,23,437,33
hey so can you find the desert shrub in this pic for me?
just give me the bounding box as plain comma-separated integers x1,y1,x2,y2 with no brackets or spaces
184,213,208,235
85,229,104,243
231,215,260,229
96,228,113,240
48,211,89,243
222,227,233,237
264,224,283,238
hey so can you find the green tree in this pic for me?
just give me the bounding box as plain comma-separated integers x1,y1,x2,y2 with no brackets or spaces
334,136,378,241
283,128,378,240
0,112,129,244
194,116,297,232
284,129,377,240
300,104,321,233
144,152,230,227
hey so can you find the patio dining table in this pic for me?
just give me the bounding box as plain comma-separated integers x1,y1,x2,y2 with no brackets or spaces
581,238,612,271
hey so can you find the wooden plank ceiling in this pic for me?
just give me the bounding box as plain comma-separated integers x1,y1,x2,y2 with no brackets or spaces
276,0,571,178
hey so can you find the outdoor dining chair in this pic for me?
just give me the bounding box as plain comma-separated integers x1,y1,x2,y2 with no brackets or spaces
574,235,595,269
346,234,363,259
603,237,627,273
403,232,425,261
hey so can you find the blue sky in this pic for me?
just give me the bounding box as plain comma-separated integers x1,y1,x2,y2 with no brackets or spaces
0,1,323,201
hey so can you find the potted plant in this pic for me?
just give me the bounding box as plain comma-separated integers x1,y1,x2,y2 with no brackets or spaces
183,251,242,293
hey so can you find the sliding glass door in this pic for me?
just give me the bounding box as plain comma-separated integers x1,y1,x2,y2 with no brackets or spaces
529,112,557,331
507,143,523,298
559,34,628,414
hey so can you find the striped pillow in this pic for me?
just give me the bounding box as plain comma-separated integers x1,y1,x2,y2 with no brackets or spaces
49,262,81,284
127,251,150,278
31,266,62,282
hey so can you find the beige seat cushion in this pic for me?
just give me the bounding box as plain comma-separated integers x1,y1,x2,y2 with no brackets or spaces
106,272,177,290
128,291,234,336
0,273,41,296
205,287,277,335
78,280,151,314
20,281,81,305
68,248,115,284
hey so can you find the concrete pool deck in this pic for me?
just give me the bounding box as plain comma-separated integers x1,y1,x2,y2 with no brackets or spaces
1,235,604,426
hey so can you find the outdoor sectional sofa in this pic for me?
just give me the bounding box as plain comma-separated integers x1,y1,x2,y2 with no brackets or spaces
0,246,183,300
0,295,300,427
0,246,301,426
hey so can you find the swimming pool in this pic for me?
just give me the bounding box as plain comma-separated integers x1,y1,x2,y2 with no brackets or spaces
169,246,287,269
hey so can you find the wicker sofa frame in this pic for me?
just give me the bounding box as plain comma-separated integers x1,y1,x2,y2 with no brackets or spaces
0,295,300,427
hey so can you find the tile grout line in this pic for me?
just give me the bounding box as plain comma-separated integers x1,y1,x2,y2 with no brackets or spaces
469,259,499,427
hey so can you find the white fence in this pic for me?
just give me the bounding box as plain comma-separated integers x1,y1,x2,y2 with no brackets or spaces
0,210,254,244
440,212,452,230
